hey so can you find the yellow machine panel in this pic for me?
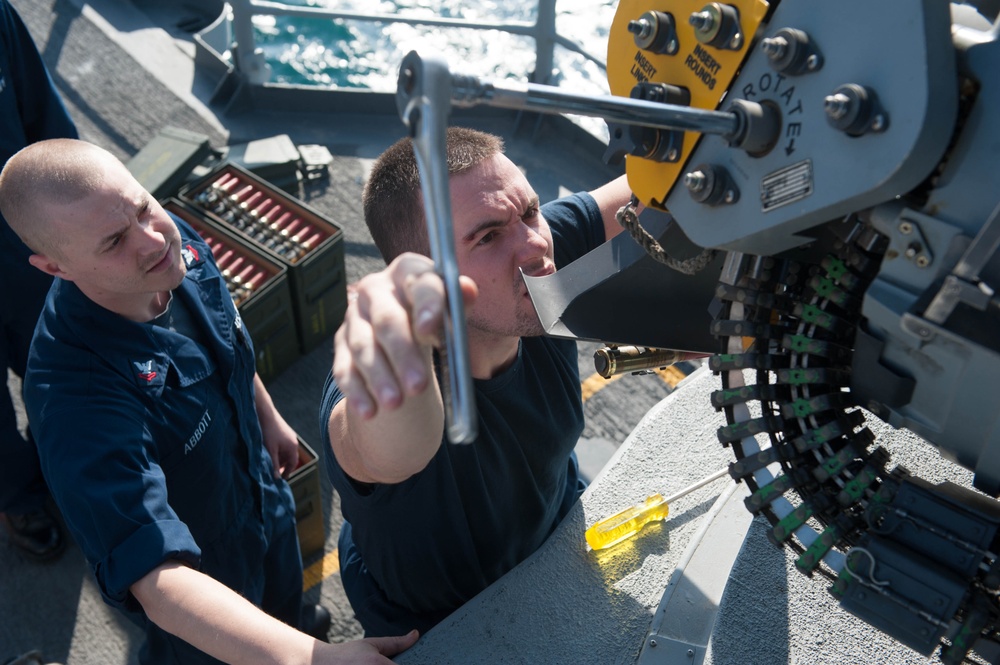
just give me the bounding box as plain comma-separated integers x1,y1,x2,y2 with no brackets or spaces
607,0,770,208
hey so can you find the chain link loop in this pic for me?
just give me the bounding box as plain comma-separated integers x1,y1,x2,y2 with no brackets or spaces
615,196,717,275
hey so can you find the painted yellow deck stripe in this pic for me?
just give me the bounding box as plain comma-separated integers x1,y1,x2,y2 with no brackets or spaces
581,364,688,403
580,371,623,403
303,548,340,592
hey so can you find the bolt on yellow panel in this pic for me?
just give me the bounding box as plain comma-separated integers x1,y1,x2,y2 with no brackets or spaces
607,0,770,209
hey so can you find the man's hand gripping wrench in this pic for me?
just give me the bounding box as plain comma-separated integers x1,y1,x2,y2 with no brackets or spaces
396,50,477,444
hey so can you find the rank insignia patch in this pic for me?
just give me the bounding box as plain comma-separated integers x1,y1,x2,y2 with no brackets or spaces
181,244,201,268
132,359,166,387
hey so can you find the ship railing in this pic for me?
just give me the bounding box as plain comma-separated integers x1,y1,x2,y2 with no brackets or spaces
210,0,607,89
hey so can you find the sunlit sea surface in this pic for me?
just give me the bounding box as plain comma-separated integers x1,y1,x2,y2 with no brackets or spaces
251,0,615,139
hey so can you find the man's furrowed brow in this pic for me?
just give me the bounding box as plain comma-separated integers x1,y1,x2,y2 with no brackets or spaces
463,218,505,242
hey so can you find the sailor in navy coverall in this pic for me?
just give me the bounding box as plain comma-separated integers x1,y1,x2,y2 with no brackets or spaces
28,217,304,664
0,0,78,559
0,139,417,664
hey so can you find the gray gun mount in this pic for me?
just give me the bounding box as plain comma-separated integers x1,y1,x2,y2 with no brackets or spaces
396,1,1000,661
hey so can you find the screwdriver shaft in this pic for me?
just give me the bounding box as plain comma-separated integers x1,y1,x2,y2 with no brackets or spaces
664,467,730,504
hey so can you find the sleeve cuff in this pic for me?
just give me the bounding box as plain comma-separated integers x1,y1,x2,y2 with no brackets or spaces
94,519,201,612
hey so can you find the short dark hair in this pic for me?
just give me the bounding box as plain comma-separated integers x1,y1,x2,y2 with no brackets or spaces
362,127,504,262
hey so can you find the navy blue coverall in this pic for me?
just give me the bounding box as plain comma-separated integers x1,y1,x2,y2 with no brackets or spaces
0,0,79,515
24,218,303,664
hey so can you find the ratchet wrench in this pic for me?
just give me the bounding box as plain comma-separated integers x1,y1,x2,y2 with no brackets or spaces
396,50,478,444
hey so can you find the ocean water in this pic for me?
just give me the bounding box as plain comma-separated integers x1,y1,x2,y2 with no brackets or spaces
251,0,616,137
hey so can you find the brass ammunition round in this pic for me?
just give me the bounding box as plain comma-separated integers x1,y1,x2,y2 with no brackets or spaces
594,345,683,378
221,256,245,279
231,263,256,285
214,249,235,270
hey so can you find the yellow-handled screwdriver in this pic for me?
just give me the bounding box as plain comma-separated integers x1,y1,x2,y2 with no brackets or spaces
585,468,731,550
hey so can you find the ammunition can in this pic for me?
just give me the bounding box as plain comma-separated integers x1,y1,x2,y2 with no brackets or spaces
288,437,325,559
180,164,348,354
163,198,301,383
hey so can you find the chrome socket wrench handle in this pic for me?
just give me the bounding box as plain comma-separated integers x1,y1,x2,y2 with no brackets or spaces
425,52,785,154
397,50,478,444
448,71,741,139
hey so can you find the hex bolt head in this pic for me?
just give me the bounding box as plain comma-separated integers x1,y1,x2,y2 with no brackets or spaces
687,163,737,205
630,11,679,55
824,93,851,120
825,83,885,136
627,19,652,40
761,36,789,59
684,170,707,192
689,10,714,31
764,27,822,74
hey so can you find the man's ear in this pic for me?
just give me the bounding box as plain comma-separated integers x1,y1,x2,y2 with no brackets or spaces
28,253,67,278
